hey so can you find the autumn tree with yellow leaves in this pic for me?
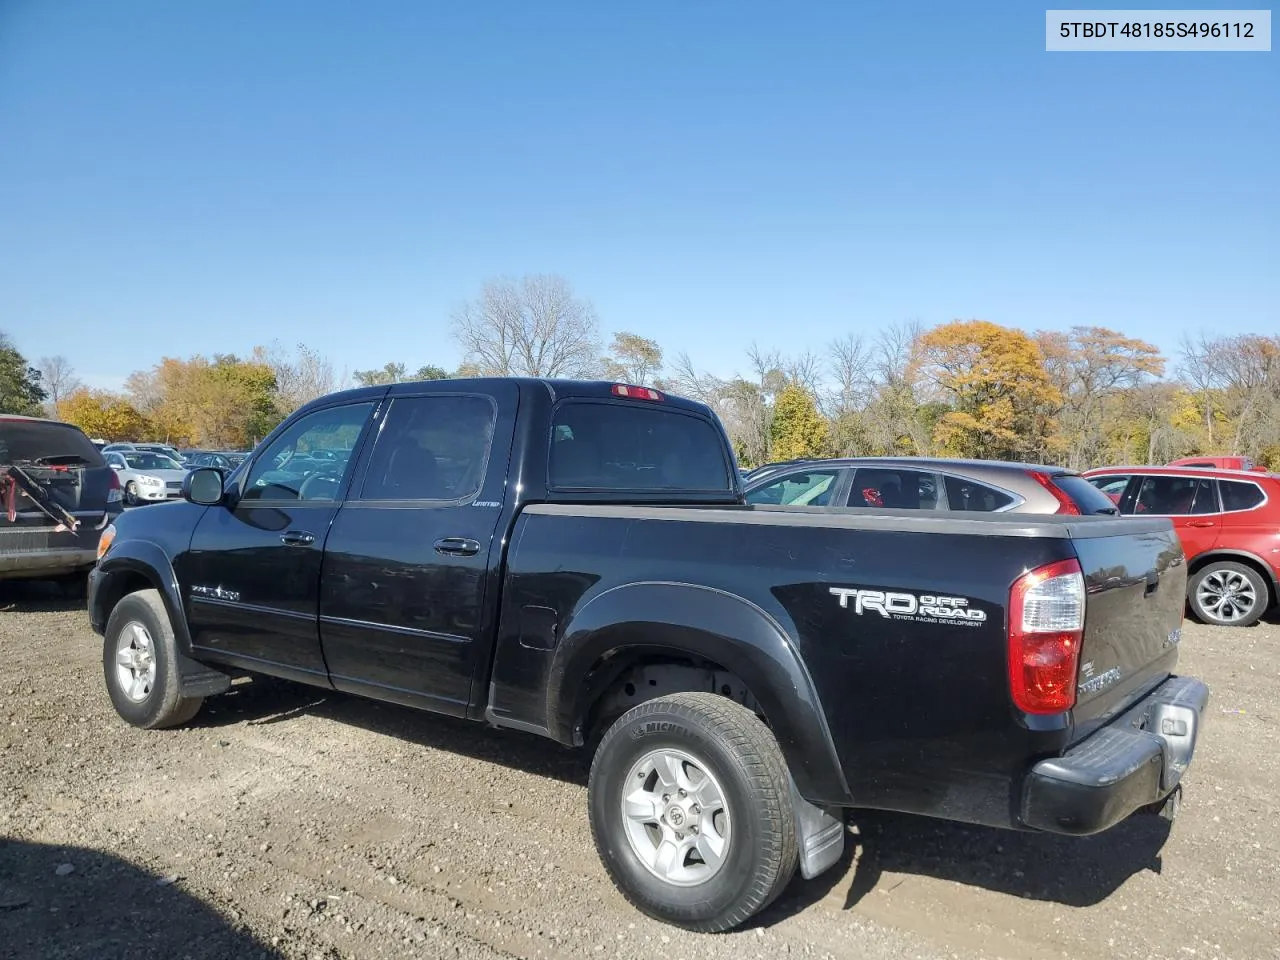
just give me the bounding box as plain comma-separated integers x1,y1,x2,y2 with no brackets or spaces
911,320,1062,461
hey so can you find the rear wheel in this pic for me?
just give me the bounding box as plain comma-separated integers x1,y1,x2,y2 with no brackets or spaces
588,692,797,932
1188,561,1269,627
103,589,203,728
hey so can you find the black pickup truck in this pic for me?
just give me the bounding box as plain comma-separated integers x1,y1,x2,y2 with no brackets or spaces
88,378,1209,932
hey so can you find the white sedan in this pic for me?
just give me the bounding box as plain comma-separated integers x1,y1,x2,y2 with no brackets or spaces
104,451,191,506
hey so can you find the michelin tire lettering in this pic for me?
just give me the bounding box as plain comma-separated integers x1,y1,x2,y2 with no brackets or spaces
829,587,987,625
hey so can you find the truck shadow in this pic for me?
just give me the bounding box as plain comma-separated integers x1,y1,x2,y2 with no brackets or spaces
199,677,1173,916
194,675,591,786
0,838,284,960
0,579,86,613
757,808,1172,925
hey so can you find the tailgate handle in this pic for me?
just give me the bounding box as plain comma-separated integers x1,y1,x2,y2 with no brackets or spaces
1144,571,1160,596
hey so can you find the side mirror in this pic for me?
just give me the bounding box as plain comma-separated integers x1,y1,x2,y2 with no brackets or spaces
184,467,225,506
109,463,123,470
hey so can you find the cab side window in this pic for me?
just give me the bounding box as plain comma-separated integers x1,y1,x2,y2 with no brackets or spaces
358,395,497,502
241,403,374,502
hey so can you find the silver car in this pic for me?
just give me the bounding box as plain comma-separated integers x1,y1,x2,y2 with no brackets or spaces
743,457,1120,515
104,450,190,506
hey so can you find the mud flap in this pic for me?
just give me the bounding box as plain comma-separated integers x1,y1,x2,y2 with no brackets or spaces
789,778,846,880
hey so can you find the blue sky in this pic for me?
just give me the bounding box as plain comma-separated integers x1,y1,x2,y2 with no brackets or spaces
1,1,1275,391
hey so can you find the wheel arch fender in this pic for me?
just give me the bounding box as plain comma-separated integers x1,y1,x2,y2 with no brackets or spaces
93,541,192,654
547,581,851,804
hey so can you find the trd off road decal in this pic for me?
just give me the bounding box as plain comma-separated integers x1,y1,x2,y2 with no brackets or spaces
829,587,987,626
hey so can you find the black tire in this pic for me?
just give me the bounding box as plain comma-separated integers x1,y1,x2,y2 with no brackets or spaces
103,588,204,728
1188,561,1270,628
588,692,798,932
124,482,139,507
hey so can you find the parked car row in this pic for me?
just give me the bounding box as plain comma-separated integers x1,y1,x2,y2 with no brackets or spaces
742,454,1279,629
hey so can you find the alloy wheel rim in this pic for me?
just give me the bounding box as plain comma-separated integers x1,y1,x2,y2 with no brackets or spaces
114,621,157,702
620,748,731,887
1196,570,1257,622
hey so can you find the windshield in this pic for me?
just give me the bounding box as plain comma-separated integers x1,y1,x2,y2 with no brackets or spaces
0,419,105,466
124,453,183,470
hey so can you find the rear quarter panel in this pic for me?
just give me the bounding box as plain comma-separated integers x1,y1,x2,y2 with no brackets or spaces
489,504,1093,826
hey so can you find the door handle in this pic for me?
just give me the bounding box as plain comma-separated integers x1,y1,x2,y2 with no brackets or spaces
280,530,316,546
434,537,481,557
1186,520,1215,528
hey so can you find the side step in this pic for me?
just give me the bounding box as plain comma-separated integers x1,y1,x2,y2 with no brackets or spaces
178,653,232,698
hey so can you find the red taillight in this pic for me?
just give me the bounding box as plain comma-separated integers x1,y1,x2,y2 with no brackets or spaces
106,469,123,504
1008,558,1085,714
611,384,663,401
1029,470,1080,515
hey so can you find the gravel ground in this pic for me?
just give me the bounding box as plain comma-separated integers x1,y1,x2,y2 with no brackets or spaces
1,581,1276,960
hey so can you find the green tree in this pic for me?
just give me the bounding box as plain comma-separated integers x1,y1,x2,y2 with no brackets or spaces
601,332,664,385
0,332,48,416
353,362,451,386
769,384,829,462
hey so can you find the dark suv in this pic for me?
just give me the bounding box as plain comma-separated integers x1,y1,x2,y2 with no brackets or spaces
1,415,123,585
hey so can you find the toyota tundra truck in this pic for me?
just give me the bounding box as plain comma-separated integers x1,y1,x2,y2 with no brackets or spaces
87,377,1208,932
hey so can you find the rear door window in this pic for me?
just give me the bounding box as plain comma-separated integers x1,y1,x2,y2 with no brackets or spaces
358,395,497,501
1220,480,1266,512
850,468,940,509
1133,476,1218,515
549,401,732,491
941,474,1015,512
746,469,842,506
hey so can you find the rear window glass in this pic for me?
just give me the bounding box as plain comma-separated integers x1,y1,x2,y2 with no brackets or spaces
1053,475,1121,515
549,401,731,491
0,419,105,467
1220,480,1266,512
943,475,1015,512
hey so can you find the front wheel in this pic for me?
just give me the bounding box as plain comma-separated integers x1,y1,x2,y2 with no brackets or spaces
124,481,140,507
1188,561,1269,627
103,588,204,728
588,692,798,932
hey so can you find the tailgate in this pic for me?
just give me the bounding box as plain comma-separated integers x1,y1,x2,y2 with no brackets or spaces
1,465,112,530
1068,516,1187,741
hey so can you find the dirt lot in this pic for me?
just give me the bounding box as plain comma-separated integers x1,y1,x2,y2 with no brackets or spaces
1,583,1276,960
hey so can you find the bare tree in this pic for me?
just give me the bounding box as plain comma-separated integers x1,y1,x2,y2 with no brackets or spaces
824,333,872,418
452,274,601,378
38,355,82,418
258,342,339,411
1178,332,1225,445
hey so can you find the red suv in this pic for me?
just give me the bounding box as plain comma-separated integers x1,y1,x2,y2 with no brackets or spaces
1082,466,1280,627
